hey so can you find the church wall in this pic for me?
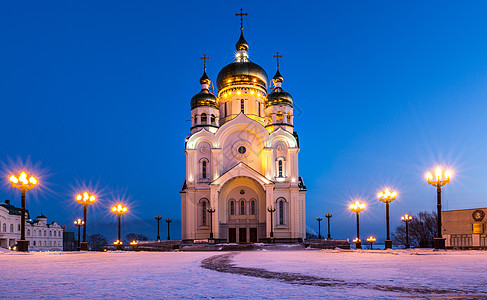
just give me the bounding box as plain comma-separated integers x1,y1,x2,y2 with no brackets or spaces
220,129,264,175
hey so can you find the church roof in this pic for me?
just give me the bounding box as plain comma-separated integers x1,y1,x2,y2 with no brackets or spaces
211,162,273,187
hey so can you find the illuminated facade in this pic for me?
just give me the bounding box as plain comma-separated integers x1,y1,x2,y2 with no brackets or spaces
180,18,306,243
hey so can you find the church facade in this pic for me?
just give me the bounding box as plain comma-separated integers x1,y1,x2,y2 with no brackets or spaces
180,17,306,243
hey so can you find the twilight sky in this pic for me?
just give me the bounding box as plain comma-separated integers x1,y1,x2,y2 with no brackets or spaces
1,1,487,242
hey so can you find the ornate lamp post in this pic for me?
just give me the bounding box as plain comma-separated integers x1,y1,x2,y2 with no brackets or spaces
378,188,397,249
74,218,84,251
9,172,37,252
111,204,128,250
426,167,452,250
366,236,376,250
155,216,162,241
325,213,332,239
316,217,323,239
166,218,172,240
130,240,138,250
267,206,276,243
76,192,96,250
350,201,366,249
401,214,413,249
207,207,215,240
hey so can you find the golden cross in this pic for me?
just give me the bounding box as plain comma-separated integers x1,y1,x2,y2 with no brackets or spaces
200,54,209,71
235,8,247,31
273,52,282,69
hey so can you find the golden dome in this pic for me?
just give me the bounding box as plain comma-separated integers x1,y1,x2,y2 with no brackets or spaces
191,71,218,109
265,69,293,108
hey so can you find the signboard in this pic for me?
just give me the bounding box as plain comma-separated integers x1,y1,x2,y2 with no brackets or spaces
473,223,483,234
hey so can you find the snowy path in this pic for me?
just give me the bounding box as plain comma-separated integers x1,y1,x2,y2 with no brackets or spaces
1,249,486,299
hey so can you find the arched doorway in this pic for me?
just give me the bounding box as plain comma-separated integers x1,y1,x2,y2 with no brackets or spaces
218,176,266,243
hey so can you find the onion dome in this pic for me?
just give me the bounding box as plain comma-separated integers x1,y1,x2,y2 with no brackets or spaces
265,69,293,108
191,70,218,110
217,31,268,91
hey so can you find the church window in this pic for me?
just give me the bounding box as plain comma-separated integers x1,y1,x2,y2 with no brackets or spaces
279,200,284,225
2,223,5,232
202,160,207,179
27,229,30,236
44,230,46,236
201,113,207,124
278,160,283,177
250,200,255,215
276,157,286,178
49,231,52,236
230,200,235,215
54,231,56,237
211,114,216,125
240,200,245,215
202,201,207,225
276,112,283,123
18,224,20,231
33,241,36,246
224,103,227,117
240,99,245,113
238,146,246,154
10,224,13,233
44,241,46,246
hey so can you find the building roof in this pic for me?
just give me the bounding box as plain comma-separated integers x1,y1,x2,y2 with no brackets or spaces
0,200,30,219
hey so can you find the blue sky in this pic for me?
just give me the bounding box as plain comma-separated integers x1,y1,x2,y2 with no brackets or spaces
1,1,487,242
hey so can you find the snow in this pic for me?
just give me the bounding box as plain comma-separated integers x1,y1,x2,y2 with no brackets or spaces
1,249,486,299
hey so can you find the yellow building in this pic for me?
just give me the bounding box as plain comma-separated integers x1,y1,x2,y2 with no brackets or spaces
443,208,487,249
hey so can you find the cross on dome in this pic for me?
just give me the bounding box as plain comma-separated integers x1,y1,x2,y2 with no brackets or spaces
235,8,247,31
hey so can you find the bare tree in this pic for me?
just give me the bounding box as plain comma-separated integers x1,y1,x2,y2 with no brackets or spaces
392,211,437,248
87,234,108,251
125,233,148,244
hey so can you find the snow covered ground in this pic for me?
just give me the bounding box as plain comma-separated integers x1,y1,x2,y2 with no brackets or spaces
1,249,486,299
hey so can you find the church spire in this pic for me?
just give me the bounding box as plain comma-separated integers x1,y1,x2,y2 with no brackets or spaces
272,52,284,88
235,8,249,52
199,54,210,88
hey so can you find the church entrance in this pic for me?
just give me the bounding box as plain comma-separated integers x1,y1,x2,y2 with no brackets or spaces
229,228,236,243
239,228,247,243
250,228,257,243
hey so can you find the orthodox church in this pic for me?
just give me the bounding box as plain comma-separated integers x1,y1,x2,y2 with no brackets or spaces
180,12,306,243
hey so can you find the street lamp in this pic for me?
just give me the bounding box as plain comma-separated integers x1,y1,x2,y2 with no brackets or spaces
350,201,366,249
114,240,122,249
207,207,215,240
9,172,37,252
76,192,96,250
74,218,84,251
378,188,397,249
401,214,413,249
267,206,276,243
130,240,138,250
166,218,172,240
155,216,162,241
426,167,452,250
316,217,323,239
325,213,333,239
366,236,376,250
111,204,128,250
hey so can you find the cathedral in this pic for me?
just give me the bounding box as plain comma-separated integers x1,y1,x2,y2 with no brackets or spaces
180,12,306,243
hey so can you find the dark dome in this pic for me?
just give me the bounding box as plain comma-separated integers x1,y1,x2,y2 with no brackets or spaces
191,89,218,109
265,89,293,108
217,60,268,90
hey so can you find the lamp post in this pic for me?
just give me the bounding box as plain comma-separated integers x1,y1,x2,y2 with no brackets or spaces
401,214,413,249
74,218,84,251
111,204,128,250
9,172,37,252
316,217,323,239
426,167,452,250
130,240,138,250
366,236,376,250
76,192,96,250
166,218,172,240
378,188,397,249
267,206,276,243
325,213,332,239
350,201,366,249
155,216,162,241
207,208,215,240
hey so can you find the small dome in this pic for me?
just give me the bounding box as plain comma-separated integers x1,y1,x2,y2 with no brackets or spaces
36,214,47,219
272,69,283,83
235,31,249,51
200,71,210,85
191,89,218,110
266,89,293,108
217,60,268,90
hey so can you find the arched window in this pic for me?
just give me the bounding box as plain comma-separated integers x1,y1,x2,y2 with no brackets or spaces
230,200,235,215
10,224,14,233
240,200,245,215
49,231,52,236
33,241,36,246
27,229,30,236
279,200,284,225
276,157,286,178
49,241,52,246
44,241,46,246
202,160,207,179
18,224,20,231
54,231,56,237
250,200,256,215
278,160,283,177
2,223,5,232
201,113,207,124
202,201,207,226
44,230,46,236
224,103,228,117
257,102,261,117
211,114,216,125
276,111,283,123
240,99,245,113
34,230,36,236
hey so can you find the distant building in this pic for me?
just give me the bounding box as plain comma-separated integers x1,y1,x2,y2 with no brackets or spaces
63,231,76,251
0,200,63,250
443,208,487,249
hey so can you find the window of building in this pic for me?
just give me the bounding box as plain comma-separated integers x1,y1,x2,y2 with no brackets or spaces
224,103,227,117
49,241,52,246
54,231,56,237
279,200,284,225
240,200,245,215
276,157,286,178
44,241,46,246
250,200,256,215
211,114,216,125
10,224,13,233
230,200,235,215
258,102,261,117
276,111,283,123
201,113,207,124
240,99,245,113
44,230,46,236
18,224,20,231
202,201,207,226
34,230,36,236
27,229,30,236
33,241,36,246
49,231,52,237
202,160,207,179
278,160,283,177
2,223,5,232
